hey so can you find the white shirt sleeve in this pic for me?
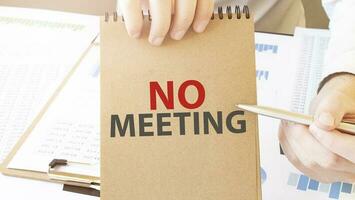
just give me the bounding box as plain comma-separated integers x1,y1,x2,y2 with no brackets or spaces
321,0,355,79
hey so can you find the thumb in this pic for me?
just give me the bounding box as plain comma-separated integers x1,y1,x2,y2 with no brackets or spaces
313,93,347,131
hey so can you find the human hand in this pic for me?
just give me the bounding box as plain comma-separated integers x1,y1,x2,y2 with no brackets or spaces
117,0,214,45
278,74,355,183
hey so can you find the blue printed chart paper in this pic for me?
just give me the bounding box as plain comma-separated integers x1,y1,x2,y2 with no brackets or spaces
255,29,355,200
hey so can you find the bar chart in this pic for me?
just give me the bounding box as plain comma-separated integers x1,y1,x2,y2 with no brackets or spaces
256,70,269,81
255,43,278,54
287,172,354,199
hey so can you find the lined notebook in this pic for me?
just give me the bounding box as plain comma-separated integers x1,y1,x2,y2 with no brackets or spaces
101,6,261,200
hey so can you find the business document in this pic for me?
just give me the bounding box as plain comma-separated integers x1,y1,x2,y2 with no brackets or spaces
8,44,100,177
0,6,98,163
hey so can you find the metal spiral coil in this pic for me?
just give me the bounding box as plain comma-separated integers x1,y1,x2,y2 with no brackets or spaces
105,5,250,22
212,6,250,20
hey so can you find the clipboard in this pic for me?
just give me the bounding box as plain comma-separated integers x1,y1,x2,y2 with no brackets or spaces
0,36,100,197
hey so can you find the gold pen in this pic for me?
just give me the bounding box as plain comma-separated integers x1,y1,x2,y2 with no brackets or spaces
237,104,355,135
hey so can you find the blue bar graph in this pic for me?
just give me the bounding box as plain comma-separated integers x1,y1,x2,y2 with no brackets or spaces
341,183,352,194
255,43,278,54
297,175,309,191
329,182,342,199
308,179,320,191
287,173,354,199
256,70,269,81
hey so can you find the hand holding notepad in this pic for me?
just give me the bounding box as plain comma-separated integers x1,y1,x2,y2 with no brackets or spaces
117,0,216,45
101,6,261,200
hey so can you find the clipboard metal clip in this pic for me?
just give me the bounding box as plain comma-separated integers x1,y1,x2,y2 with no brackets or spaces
48,159,100,191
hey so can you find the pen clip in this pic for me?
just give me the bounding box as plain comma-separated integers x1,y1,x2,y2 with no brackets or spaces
343,114,355,125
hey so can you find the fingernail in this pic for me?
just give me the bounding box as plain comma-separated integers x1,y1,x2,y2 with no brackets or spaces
130,32,141,39
149,36,164,46
129,33,141,38
171,30,186,40
194,20,209,33
318,112,335,127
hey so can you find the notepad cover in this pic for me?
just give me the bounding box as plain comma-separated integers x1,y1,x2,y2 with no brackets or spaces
101,12,260,200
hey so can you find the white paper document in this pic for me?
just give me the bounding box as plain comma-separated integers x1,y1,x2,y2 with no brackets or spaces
256,29,355,200
0,6,99,163
254,32,296,200
290,27,331,114
8,44,100,177
279,28,355,200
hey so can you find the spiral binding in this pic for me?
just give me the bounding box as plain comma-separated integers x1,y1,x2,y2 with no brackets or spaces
105,5,250,22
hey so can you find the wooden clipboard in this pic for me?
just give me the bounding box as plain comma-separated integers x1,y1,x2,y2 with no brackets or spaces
0,36,100,196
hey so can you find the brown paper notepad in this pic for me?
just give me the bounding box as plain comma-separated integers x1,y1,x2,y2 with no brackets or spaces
101,6,261,200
